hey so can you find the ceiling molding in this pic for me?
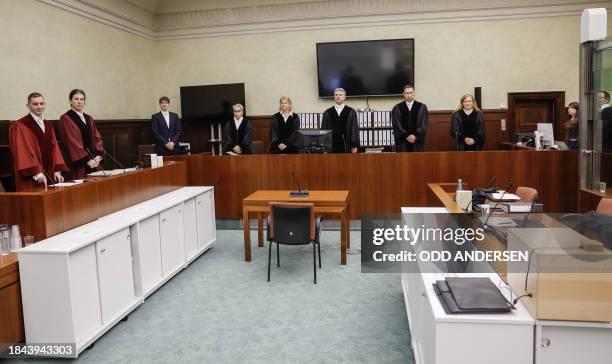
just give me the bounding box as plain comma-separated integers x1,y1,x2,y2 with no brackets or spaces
38,0,611,40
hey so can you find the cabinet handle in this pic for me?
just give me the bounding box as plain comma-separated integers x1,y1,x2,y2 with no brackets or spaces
162,218,166,223
541,338,551,348
198,201,202,205
421,292,427,298
100,248,106,253
178,209,181,214
127,234,130,240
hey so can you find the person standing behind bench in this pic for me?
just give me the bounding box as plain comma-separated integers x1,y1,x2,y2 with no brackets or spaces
223,103,252,155
151,96,181,156
450,94,485,151
391,85,429,152
57,89,104,179
269,96,300,154
321,88,359,153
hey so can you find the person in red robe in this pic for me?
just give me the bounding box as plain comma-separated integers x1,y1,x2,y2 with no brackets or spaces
57,89,104,179
9,92,68,191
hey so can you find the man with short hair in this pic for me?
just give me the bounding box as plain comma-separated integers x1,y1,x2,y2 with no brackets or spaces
57,89,104,179
152,96,182,156
391,85,429,152
321,88,359,153
9,92,68,190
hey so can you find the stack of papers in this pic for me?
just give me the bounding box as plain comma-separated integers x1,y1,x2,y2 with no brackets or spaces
87,168,137,177
488,192,521,201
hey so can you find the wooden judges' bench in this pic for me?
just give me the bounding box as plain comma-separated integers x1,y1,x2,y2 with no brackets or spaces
0,161,187,350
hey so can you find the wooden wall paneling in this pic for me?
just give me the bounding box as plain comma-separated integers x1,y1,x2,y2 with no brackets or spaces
0,254,24,351
189,151,578,219
507,92,566,141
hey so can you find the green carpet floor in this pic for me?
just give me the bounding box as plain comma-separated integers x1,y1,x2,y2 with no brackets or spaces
10,229,414,364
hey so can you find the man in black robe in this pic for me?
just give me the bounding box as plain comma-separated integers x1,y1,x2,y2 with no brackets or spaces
223,103,252,155
391,85,429,152
321,88,359,153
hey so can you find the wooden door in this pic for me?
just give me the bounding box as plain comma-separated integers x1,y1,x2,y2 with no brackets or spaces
507,92,566,141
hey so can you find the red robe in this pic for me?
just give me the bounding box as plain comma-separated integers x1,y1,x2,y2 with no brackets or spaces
9,115,68,191
57,110,104,179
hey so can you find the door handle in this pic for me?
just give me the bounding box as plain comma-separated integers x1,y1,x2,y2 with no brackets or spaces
100,248,106,253
582,149,593,155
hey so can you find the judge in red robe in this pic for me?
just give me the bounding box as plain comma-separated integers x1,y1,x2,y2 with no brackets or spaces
57,89,104,179
9,93,68,191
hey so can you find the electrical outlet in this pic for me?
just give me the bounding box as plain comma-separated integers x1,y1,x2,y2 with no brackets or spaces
501,118,506,131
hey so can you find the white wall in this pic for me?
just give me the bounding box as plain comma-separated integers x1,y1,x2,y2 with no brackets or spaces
0,0,156,120
1,0,611,119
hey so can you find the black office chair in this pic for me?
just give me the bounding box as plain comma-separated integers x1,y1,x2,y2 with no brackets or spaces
267,202,323,284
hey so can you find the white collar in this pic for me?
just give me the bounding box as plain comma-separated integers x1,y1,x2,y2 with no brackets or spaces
234,117,243,123
463,108,474,115
161,110,170,114
30,112,44,124
601,104,610,110
335,104,345,109
405,100,414,106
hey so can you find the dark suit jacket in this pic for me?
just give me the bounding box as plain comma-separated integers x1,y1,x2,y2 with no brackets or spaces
151,111,181,155
450,110,486,151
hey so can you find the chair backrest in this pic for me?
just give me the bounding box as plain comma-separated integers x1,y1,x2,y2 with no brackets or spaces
269,202,315,244
515,186,538,203
251,140,264,154
597,198,612,215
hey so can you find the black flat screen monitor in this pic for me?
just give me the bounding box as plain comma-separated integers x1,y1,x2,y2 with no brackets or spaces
180,83,245,124
298,130,332,153
316,39,414,98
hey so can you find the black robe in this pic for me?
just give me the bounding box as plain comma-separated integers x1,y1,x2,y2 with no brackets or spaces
450,110,486,151
321,105,359,153
269,112,300,154
223,118,253,155
391,100,429,152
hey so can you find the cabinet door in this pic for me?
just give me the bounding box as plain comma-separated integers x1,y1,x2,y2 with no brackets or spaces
136,216,163,295
69,244,102,344
159,205,186,276
196,191,215,250
96,228,136,324
183,199,199,261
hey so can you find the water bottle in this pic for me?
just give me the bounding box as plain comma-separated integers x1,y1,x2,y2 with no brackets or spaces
10,225,22,252
0,225,10,256
457,178,463,191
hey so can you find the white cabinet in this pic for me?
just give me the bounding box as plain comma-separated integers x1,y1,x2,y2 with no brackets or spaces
131,216,163,297
183,199,199,262
196,190,216,251
18,187,216,357
159,204,186,277
95,228,135,323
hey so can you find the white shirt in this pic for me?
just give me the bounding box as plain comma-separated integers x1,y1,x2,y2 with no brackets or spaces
334,104,345,116
601,104,610,111
280,111,293,122
463,108,474,115
405,101,414,111
30,112,45,132
234,117,243,130
72,109,86,124
161,110,170,128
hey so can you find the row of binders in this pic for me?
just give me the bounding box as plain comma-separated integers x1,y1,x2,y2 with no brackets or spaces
360,129,395,147
297,113,323,129
357,111,392,128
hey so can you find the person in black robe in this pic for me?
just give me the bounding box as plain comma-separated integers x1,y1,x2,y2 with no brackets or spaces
450,94,486,151
223,103,252,155
269,96,300,154
391,85,429,152
321,88,359,153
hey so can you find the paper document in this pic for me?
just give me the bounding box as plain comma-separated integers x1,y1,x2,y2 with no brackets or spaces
489,193,520,201
49,181,85,187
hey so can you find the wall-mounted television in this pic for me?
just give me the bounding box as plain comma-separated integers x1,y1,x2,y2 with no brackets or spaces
316,39,414,98
180,83,245,124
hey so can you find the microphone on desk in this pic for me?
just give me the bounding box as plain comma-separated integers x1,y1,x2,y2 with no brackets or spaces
30,152,55,186
289,172,309,197
102,149,126,173
483,179,513,231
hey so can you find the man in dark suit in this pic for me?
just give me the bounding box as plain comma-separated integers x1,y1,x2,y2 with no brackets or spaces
152,96,181,155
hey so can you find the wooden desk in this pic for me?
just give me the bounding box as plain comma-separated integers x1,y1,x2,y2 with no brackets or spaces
242,190,350,265
0,161,187,349
0,253,23,351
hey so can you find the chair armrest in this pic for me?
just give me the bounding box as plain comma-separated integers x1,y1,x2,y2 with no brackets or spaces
315,215,323,243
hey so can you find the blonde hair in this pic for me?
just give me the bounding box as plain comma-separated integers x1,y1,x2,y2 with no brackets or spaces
455,94,481,112
278,96,293,111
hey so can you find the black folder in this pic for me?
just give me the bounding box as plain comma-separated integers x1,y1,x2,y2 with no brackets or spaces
433,277,514,314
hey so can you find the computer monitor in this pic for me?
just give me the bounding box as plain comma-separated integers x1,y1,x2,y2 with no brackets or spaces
536,123,554,147
297,130,332,153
